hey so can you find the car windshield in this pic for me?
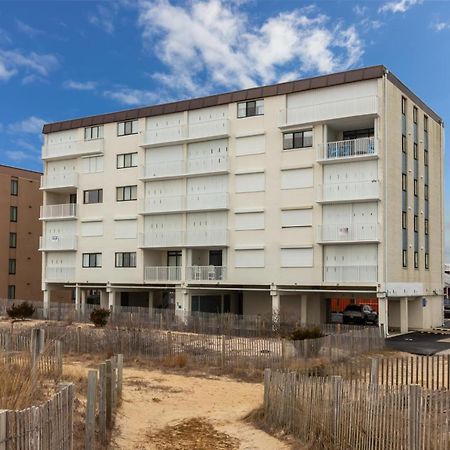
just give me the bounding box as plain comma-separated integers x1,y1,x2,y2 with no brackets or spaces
344,305,361,311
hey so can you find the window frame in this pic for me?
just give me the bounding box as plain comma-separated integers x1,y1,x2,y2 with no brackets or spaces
424,218,429,235
115,252,137,268
282,129,313,150
117,120,138,136
116,185,137,202
84,125,103,141
10,206,17,222
413,179,418,197
414,215,418,232
83,189,103,204
82,253,102,268
7,285,15,300
10,179,18,196
117,152,138,169
9,232,17,248
402,174,407,191
414,251,419,269
237,99,264,118
425,252,429,269
402,211,407,229
402,249,408,268
8,259,16,275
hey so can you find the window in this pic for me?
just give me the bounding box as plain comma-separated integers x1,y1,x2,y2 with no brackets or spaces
7,285,15,300
235,211,265,230
402,135,407,153
84,125,103,140
283,130,313,150
402,211,407,229
414,251,418,269
402,174,407,191
424,115,428,132
414,215,418,232
413,143,418,160
425,252,429,269
167,251,182,267
424,150,428,166
116,185,137,202
70,193,77,204
413,106,418,124
424,184,429,200
8,259,16,275
9,232,16,248
281,208,313,228
117,120,138,136
401,97,406,114
10,206,17,222
342,128,374,140
402,250,407,268
117,152,138,169
83,189,103,204
237,99,264,118
82,253,102,268
115,252,136,268
11,179,18,196
425,218,429,235
83,155,104,173
414,179,418,196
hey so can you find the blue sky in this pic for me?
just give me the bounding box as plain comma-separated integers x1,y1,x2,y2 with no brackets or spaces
0,0,448,257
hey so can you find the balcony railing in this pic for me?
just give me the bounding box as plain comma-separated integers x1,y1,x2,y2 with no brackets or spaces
139,229,228,248
187,154,229,175
318,223,380,242
144,266,182,282
186,192,229,210
39,235,77,251
186,266,226,281
40,204,77,220
324,265,377,283
141,160,185,179
317,180,380,203
140,118,229,146
141,195,185,214
42,138,104,159
45,266,76,282
318,137,376,161
41,172,78,190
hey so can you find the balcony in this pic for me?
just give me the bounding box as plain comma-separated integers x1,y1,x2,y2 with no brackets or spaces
318,223,380,243
42,138,104,160
186,266,226,281
139,229,228,248
39,235,77,251
186,192,229,211
139,118,229,147
141,196,185,214
317,180,380,203
45,266,76,283
187,154,229,175
40,172,78,190
324,265,377,283
40,204,77,220
318,137,376,162
144,266,182,282
140,160,185,180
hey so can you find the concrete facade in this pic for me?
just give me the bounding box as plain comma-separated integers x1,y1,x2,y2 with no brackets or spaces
40,66,445,332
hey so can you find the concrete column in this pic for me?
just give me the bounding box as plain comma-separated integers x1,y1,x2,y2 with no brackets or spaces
174,287,189,320
75,285,81,311
108,290,115,311
400,297,409,334
43,290,50,319
181,249,188,282
100,290,108,309
300,294,308,326
148,291,154,311
378,296,388,336
81,289,87,317
270,287,280,329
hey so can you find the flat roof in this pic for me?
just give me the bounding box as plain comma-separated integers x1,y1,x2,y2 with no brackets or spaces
0,164,42,176
42,65,442,134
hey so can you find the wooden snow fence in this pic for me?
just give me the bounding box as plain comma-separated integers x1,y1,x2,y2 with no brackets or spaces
84,354,123,450
263,368,450,450
0,383,74,450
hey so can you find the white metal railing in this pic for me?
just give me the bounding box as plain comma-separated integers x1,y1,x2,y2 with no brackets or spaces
141,195,185,213
186,266,226,281
141,160,185,179
42,138,104,159
318,180,380,202
39,235,77,251
140,118,229,146
45,266,76,282
318,223,379,242
186,192,229,210
40,204,77,220
139,231,185,248
187,154,229,175
41,172,78,189
186,229,228,246
144,266,182,282
282,95,378,127
324,265,377,283
319,137,376,161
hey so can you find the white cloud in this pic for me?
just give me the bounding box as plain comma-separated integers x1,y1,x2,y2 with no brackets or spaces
0,49,58,82
63,80,98,91
103,87,163,106
137,0,363,95
7,116,46,134
354,5,368,16
15,20,42,37
431,21,450,31
378,0,422,14
89,4,118,33
5,150,32,162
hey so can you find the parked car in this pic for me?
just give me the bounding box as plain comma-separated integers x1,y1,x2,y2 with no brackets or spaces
444,298,450,319
342,304,378,325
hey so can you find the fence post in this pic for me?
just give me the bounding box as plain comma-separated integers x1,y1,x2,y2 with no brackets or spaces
0,410,7,450
105,359,112,429
167,331,173,356
281,339,286,366
55,340,63,377
117,354,123,403
408,384,421,450
76,327,81,353
98,363,107,444
85,369,97,450
263,368,271,413
370,358,379,385
331,376,343,443
220,335,225,369
111,356,117,413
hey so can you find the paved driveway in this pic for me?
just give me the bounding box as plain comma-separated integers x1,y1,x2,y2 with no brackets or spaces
386,331,450,356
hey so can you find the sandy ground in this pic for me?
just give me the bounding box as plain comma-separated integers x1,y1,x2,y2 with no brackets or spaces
112,367,290,450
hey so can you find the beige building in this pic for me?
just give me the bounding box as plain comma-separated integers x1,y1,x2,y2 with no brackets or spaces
0,165,43,302
40,65,444,332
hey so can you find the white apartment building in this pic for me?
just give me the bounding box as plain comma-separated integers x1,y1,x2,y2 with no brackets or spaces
40,65,445,332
